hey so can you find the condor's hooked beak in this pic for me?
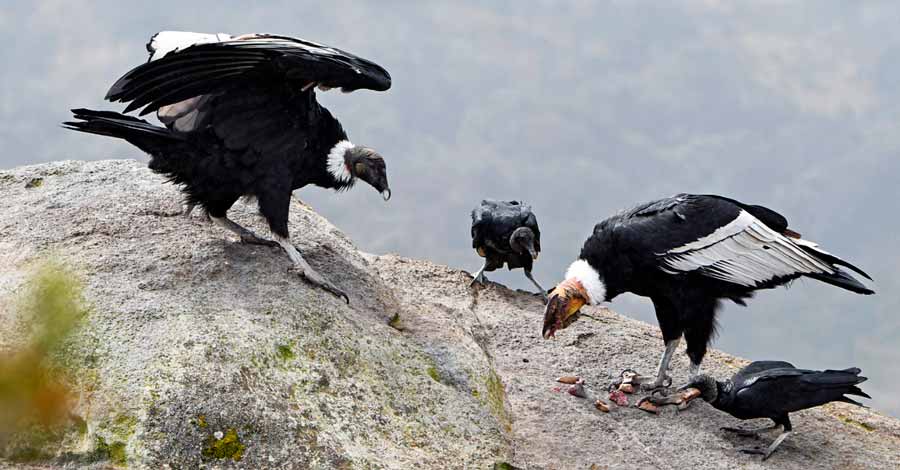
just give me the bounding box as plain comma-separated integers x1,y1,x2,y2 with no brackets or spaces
541,278,588,339
527,244,539,261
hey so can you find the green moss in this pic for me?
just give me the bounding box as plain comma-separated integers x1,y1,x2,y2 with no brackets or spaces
111,414,137,439
485,369,511,432
0,261,88,458
25,177,43,188
493,463,522,470
471,389,480,398
839,416,875,432
426,366,441,383
73,415,88,436
202,428,246,462
93,436,127,466
276,343,296,361
195,414,208,429
388,312,405,331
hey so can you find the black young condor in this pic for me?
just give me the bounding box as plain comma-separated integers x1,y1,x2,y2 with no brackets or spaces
541,194,874,389
469,200,546,298
681,361,869,460
64,31,393,303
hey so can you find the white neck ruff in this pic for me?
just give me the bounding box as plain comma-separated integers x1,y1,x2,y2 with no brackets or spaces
565,259,606,304
327,140,355,183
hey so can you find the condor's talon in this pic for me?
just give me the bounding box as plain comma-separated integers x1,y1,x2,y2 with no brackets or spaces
722,427,762,438
289,265,350,304
240,233,279,247
721,424,779,438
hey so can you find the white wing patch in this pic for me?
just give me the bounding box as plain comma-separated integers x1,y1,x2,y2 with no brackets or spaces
659,210,835,286
148,31,233,61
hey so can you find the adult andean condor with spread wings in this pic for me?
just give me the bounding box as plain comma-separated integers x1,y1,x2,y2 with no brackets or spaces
65,32,393,302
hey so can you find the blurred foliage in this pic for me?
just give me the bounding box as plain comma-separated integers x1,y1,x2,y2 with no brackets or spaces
0,260,86,456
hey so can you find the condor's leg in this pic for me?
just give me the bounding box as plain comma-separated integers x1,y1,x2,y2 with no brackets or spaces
259,186,349,303
682,300,719,382
634,298,682,390
470,260,489,285
207,197,277,246
523,270,549,301
739,417,793,461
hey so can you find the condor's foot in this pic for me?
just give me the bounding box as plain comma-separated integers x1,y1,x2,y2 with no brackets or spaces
633,374,673,392
721,424,780,438
275,234,349,304
289,262,349,304
240,232,279,247
211,215,275,246
738,431,792,461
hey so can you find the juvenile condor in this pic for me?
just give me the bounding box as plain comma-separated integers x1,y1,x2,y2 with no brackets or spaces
64,31,393,302
470,200,546,298
677,361,869,460
541,194,874,389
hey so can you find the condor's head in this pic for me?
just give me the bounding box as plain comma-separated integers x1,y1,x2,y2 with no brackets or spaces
328,140,391,200
510,227,539,260
541,259,606,339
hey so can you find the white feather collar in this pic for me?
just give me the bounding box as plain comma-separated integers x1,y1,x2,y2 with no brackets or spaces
327,140,355,183
565,259,606,304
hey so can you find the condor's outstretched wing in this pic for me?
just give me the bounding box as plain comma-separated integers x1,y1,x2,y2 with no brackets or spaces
106,32,392,116
615,194,873,294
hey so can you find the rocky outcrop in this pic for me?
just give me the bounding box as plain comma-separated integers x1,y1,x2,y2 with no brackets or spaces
0,160,898,469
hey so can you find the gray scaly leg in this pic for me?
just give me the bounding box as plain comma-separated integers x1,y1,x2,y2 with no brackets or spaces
274,234,349,304
211,216,278,246
740,430,792,461
634,338,679,390
470,260,489,286
524,270,548,301
721,423,780,438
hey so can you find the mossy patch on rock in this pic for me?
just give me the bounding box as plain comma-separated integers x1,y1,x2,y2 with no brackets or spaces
426,366,441,383
839,415,876,432
93,436,127,466
276,343,296,361
201,428,246,462
485,369,511,432
388,312,405,331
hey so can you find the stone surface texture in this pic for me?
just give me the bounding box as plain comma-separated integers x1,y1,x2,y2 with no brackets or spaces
0,160,897,469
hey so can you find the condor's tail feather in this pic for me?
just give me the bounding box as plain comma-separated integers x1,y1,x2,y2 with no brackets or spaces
63,108,183,155
801,367,870,407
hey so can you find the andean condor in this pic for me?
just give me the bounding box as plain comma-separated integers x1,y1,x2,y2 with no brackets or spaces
470,200,547,298
541,194,874,389
677,361,869,460
64,31,393,302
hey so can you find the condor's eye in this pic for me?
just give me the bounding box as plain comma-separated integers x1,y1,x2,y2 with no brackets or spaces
354,162,367,175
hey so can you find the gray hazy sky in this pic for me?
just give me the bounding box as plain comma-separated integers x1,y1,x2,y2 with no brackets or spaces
1,1,898,416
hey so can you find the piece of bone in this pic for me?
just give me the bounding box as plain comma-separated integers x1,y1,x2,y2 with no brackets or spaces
618,383,635,394
557,376,581,385
636,398,659,414
620,370,639,385
595,399,610,413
